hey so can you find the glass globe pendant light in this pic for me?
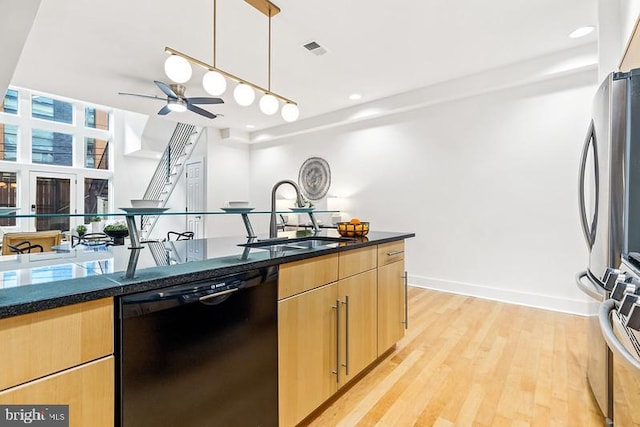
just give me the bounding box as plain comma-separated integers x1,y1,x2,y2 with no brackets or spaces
202,70,227,95
281,103,299,122
259,93,279,115
164,55,192,84
234,83,255,106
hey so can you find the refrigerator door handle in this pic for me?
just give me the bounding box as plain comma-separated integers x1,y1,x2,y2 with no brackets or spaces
578,120,600,249
575,270,605,301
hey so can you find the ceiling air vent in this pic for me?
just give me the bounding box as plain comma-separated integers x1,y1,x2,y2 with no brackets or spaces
303,41,328,56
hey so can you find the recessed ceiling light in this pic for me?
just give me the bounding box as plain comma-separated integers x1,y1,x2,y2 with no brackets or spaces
246,124,255,129
569,26,595,38
349,94,362,101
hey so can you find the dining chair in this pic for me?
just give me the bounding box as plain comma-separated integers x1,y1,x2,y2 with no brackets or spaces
2,230,62,255
7,241,44,254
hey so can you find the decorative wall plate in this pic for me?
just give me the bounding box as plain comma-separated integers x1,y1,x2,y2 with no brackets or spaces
298,157,331,200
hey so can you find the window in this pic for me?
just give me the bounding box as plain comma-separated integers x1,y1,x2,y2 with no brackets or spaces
31,95,73,124
85,107,109,130
0,172,17,227
1,90,18,115
0,124,17,161
32,129,73,166
84,178,109,223
85,137,109,169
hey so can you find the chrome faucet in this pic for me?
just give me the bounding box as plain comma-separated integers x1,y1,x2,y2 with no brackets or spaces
270,180,306,239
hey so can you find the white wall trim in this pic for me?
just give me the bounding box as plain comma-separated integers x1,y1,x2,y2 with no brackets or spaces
409,274,598,317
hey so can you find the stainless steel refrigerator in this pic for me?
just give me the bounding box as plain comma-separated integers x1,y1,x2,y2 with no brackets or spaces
576,71,628,426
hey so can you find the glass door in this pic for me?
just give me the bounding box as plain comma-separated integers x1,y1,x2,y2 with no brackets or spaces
29,171,76,232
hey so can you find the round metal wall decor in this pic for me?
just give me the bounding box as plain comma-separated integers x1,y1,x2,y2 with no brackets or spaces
298,157,331,200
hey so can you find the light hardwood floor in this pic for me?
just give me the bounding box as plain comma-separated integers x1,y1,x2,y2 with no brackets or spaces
306,287,605,426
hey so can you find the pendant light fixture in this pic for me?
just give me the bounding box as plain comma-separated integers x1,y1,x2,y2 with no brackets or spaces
164,0,299,121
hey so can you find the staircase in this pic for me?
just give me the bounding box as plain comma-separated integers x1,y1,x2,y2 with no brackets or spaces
140,122,204,238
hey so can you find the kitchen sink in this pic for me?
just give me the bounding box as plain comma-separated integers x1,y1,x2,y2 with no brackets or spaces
239,236,354,251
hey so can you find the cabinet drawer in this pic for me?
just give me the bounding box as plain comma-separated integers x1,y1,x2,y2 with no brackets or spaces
0,356,114,427
378,241,405,267
338,246,377,279
0,298,114,391
279,253,339,299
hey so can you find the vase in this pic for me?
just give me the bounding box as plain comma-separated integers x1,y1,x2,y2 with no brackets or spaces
104,229,129,246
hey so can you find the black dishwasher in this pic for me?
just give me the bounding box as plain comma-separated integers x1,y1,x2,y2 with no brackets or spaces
116,266,278,427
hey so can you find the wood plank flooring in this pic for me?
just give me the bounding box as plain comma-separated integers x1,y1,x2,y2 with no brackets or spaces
306,287,605,426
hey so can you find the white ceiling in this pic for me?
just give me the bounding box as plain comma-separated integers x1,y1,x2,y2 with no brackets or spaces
8,0,597,133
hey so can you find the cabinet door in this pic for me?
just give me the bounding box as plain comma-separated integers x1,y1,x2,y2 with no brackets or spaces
338,269,377,386
278,283,339,427
378,260,406,354
0,298,113,391
0,357,114,427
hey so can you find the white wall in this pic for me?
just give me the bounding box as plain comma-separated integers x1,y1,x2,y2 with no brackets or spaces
203,130,251,237
249,69,598,315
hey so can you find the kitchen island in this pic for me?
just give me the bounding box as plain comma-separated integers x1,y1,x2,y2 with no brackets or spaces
0,229,414,427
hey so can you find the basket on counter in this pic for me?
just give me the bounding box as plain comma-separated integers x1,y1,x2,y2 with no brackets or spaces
337,221,370,237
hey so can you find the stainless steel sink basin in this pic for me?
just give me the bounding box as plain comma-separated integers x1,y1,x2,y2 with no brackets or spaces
239,236,354,252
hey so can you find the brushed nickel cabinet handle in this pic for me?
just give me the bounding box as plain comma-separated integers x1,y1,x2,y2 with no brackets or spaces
341,296,350,376
387,250,405,256
332,300,340,383
403,272,408,329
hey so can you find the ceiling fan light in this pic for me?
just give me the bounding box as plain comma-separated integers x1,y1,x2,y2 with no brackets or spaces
281,103,299,122
233,83,255,106
203,71,227,95
167,98,187,112
259,94,279,115
164,55,192,84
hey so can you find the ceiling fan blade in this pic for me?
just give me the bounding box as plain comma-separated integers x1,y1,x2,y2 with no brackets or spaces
158,105,171,116
118,92,164,101
187,97,224,105
187,103,217,119
154,81,178,99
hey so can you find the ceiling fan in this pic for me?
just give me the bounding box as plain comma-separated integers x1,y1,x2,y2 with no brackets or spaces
119,81,224,119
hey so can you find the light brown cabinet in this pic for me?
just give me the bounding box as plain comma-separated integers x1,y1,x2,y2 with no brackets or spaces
621,16,640,72
278,243,404,426
0,357,114,427
0,298,114,427
377,241,407,354
278,282,339,427
338,269,377,386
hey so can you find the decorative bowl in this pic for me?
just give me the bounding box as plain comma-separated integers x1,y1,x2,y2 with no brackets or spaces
226,201,250,208
131,199,162,208
336,221,370,237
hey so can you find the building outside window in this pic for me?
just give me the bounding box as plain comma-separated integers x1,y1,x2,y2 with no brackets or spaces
0,172,18,227
1,90,18,115
31,95,73,124
85,107,109,130
84,137,109,169
32,129,73,166
84,178,109,223
0,124,17,161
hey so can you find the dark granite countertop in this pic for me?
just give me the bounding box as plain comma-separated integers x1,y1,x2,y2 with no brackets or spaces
0,230,414,319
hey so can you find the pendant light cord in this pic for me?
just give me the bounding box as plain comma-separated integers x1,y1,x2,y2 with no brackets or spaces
213,0,217,67
268,11,272,92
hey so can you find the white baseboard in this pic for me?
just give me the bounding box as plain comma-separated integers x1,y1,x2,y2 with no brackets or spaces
408,274,598,316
